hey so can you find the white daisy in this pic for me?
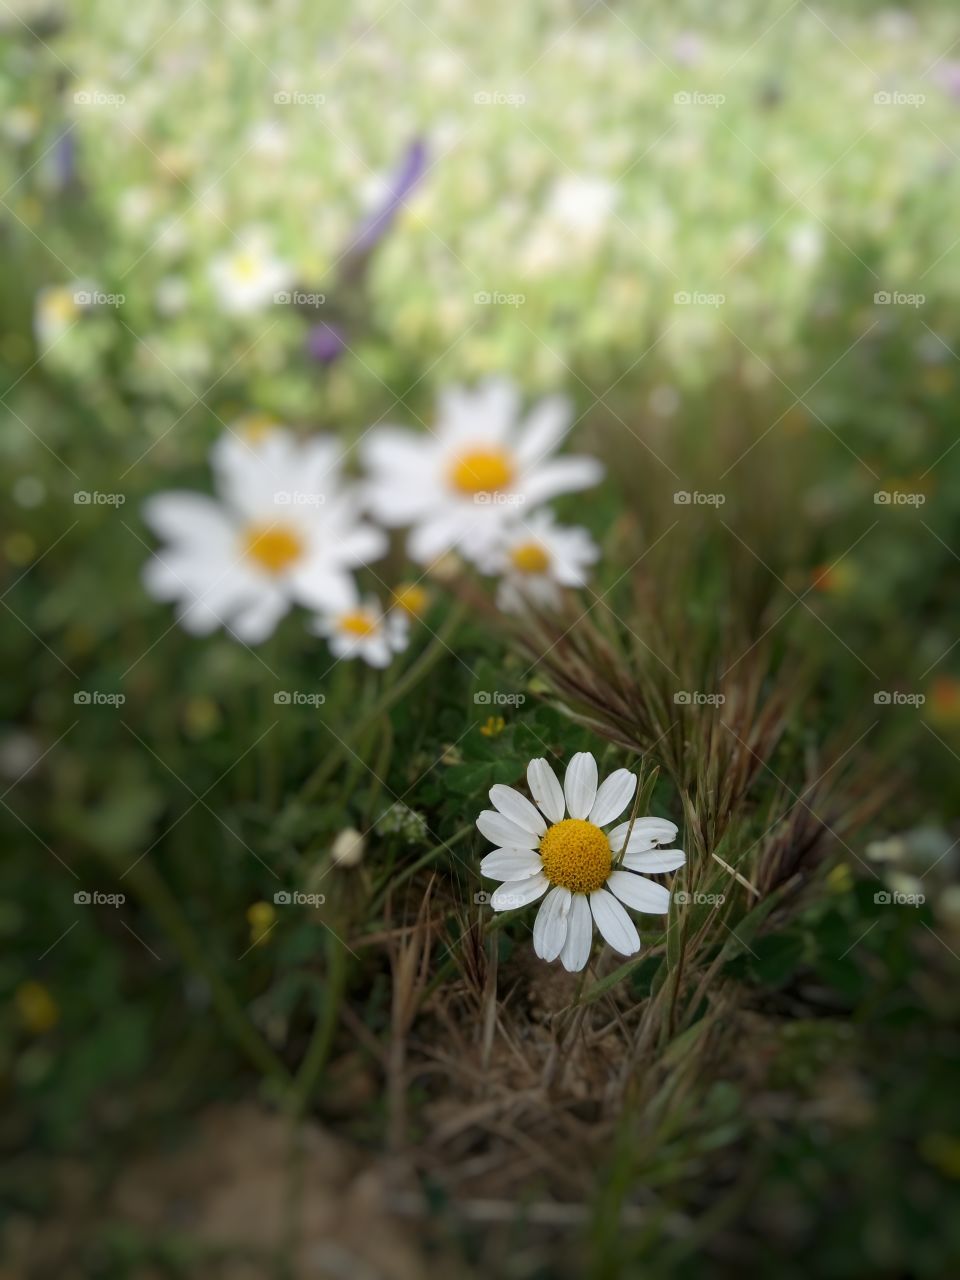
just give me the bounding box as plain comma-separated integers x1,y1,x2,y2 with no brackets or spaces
143,428,387,643
310,587,408,668
476,509,599,614
361,378,603,565
208,229,292,315
477,752,684,972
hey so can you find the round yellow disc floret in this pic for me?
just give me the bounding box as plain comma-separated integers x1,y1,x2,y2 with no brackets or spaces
539,818,611,894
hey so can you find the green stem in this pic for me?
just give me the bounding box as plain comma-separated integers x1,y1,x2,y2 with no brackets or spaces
300,603,466,803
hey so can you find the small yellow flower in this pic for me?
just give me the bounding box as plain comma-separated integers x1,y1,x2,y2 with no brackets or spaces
246,901,276,946
826,864,853,895
479,715,506,737
391,583,429,618
15,981,59,1034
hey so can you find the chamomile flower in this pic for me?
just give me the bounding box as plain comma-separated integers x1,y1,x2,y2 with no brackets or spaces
143,429,386,643
208,229,291,315
361,378,603,565
477,752,684,972
310,587,408,668
477,509,599,613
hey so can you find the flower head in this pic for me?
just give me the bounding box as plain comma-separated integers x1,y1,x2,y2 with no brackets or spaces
477,509,599,613
208,229,291,315
477,752,684,972
143,428,386,643
310,585,408,668
361,378,603,565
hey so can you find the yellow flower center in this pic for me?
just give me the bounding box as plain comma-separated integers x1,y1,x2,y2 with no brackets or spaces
392,583,429,617
509,541,550,575
539,818,611,894
243,523,304,574
232,251,262,281
448,447,515,495
339,609,378,637
238,412,281,444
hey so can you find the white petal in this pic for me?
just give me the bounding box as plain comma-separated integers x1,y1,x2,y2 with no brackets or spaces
228,591,289,644
607,817,679,854
533,886,571,962
480,849,543,881
489,784,547,837
516,394,572,465
559,893,593,972
142,492,234,548
589,769,637,827
606,870,671,915
287,561,357,613
527,758,566,823
623,848,687,873
589,889,641,956
476,810,539,850
490,874,548,912
521,456,604,506
564,751,598,820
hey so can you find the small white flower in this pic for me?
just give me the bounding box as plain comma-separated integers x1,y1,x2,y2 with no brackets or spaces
143,428,386,643
208,229,291,315
476,509,599,613
310,586,408,668
477,752,684,972
331,827,366,867
361,378,603,565
34,283,96,347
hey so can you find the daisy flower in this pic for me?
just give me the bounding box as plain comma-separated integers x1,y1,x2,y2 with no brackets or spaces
476,509,599,614
143,429,386,643
361,378,603,565
477,752,684,972
208,229,291,315
34,283,96,348
310,587,408,668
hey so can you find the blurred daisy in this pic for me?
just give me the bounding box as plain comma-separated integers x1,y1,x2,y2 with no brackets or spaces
208,229,291,315
362,378,602,564
310,587,408,668
34,283,95,348
477,510,599,613
477,752,683,972
143,429,386,643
